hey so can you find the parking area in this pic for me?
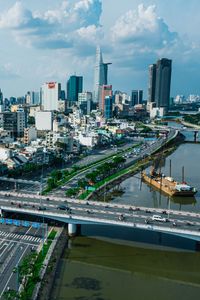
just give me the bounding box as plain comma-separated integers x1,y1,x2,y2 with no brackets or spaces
0,223,46,297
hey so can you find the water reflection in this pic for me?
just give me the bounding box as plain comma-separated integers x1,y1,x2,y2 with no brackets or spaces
112,143,200,213
171,196,197,206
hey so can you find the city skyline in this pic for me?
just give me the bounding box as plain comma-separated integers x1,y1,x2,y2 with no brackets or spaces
0,1,200,98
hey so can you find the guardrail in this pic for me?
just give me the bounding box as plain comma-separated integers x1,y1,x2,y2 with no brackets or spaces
1,191,200,219
2,205,200,240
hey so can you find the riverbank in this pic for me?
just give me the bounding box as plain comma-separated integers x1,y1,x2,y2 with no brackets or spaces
89,135,183,202
36,226,68,300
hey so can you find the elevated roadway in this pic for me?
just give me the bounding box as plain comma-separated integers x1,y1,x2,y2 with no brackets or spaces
0,191,200,241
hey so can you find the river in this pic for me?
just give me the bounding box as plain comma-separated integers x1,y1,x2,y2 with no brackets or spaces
51,135,200,300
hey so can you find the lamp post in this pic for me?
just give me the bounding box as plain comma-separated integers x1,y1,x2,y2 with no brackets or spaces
167,196,171,220
40,147,47,256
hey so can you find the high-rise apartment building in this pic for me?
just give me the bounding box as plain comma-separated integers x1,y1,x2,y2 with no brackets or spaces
148,64,157,103
41,82,61,111
155,58,172,109
93,46,111,103
131,90,143,106
78,92,92,115
104,96,114,119
26,91,40,105
1,111,27,138
67,75,83,103
148,58,172,113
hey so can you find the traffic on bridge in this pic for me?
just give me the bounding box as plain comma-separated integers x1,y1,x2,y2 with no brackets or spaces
1,191,200,241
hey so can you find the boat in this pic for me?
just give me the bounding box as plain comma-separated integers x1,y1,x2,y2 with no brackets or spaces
141,160,197,197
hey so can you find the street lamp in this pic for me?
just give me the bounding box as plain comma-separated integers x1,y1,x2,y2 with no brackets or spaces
40,147,47,256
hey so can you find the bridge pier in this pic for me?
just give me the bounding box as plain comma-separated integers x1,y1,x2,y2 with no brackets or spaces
194,131,198,142
68,223,77,237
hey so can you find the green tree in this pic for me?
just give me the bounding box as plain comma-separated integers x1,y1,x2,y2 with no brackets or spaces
50,170,62,181
3,290,19,300
47,178,57,189
78,179,88,189
28,116,35,125
62,169,70,177
86,172,98,183
66,188,79,197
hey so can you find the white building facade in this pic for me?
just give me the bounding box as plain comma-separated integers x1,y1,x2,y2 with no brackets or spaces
35,111,53,131
41,82,61,111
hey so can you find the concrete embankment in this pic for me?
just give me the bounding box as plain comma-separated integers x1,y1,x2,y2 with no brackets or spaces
34,226,68,300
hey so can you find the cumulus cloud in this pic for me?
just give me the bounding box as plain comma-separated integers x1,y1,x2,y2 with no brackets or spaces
111,4,178,50
0,0,102,50
106,3,185,75
0,1,199,97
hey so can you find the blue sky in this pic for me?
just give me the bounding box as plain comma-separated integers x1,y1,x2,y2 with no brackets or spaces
0,0,200,98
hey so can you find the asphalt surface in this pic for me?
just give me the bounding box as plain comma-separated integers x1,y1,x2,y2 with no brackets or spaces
0,191,200,234
0,224,45,297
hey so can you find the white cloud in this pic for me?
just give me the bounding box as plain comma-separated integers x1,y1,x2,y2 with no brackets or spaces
0,0,102,51
111,4,178,49
0,2,32,29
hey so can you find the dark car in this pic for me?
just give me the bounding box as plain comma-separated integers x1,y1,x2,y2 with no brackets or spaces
57,204,68,211
38,206,46,211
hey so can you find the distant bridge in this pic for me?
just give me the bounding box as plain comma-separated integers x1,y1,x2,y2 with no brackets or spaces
0,177,40,185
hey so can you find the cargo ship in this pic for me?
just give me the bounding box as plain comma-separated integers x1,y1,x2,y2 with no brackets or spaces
141,171,197,197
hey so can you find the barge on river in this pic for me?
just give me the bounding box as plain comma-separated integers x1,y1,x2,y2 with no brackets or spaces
141,171,197,197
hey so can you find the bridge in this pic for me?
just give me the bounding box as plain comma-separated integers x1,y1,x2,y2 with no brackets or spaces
0,191,200,243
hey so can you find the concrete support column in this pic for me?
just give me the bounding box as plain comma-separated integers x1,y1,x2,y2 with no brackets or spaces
194,131,198,142
68,223,77,237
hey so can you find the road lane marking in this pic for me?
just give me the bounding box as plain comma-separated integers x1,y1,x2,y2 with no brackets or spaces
0,244,29,298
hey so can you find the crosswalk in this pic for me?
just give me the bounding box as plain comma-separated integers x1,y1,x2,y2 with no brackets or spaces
0,231,42,243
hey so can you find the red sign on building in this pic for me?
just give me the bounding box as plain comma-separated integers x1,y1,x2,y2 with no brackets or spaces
48,82,56,89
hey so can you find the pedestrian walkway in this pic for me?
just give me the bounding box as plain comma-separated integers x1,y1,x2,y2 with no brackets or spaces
0,231,42,244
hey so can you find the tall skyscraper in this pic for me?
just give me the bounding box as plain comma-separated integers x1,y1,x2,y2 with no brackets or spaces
100,85,113,112
93,46,111,103
148,64,156,103
104,96,114,119
155,58,172,109
131,90,143,106
26,91,40,105
0,89,4,112
67,75,83,102
41,82,61,111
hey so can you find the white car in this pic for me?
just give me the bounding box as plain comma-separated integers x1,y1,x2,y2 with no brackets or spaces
151,215,167,222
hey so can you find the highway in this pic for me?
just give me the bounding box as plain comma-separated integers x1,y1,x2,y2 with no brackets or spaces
0,223,45,297
1,191,200,235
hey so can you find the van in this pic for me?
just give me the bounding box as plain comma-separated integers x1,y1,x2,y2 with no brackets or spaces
152,215,167,222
